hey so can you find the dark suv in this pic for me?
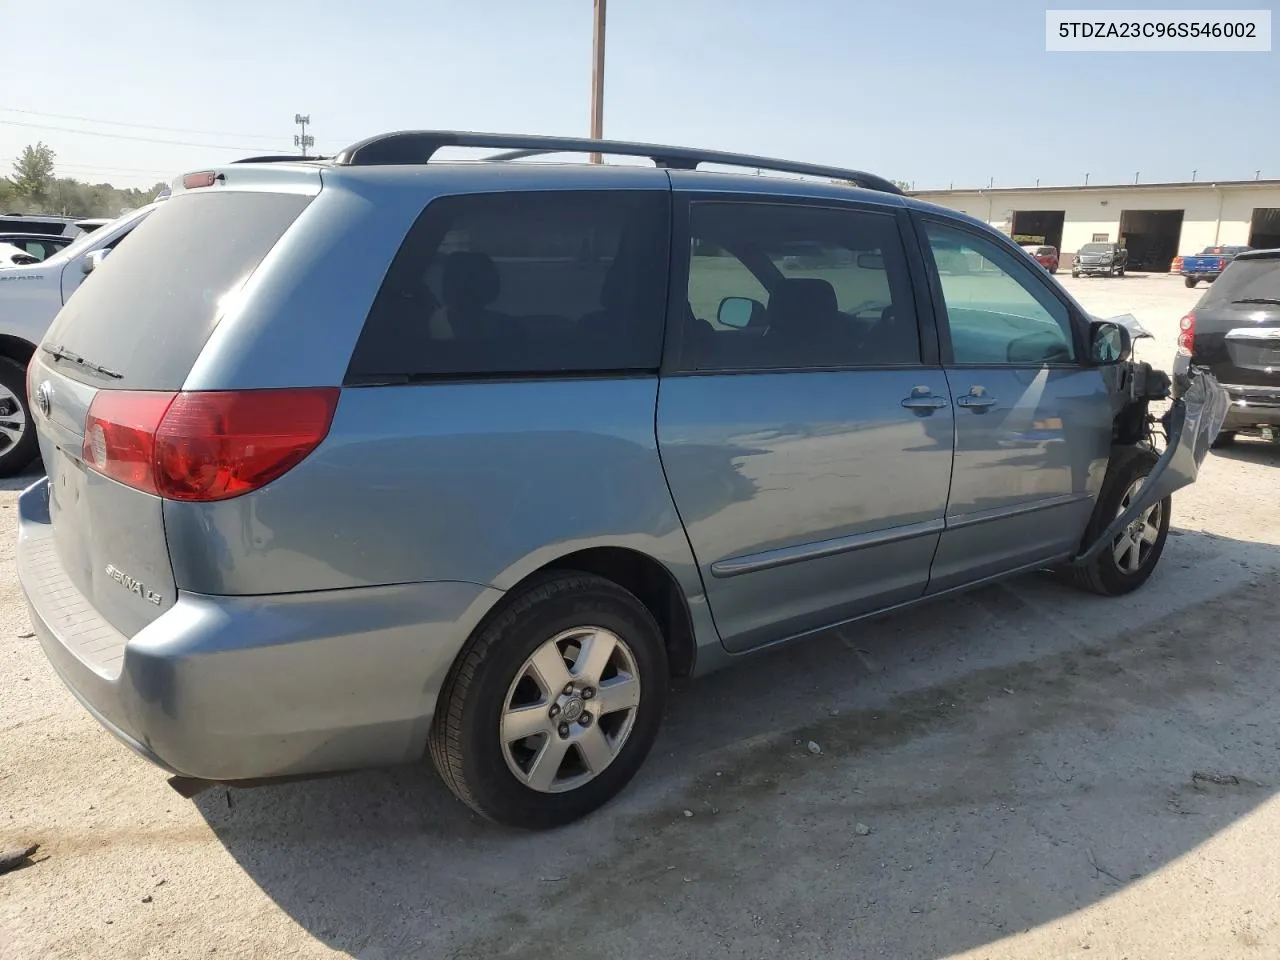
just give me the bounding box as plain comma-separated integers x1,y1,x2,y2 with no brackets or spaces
1072,242,1129,278
1179,248,1280,444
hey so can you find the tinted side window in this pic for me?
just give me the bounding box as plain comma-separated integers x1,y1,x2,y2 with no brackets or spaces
924,221,1076,366
347,190,670,380
680,201,920,372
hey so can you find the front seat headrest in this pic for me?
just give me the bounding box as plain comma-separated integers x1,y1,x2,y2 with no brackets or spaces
768,278,838,335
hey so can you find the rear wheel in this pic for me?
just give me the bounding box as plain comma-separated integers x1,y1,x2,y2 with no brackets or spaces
1068,447,1171,597
1212,430,1236,449
429,573,668,829
1185,276,1198,288
0,358,38,478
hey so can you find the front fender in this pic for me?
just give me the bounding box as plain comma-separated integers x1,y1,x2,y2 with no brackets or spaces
1074,368,1229,566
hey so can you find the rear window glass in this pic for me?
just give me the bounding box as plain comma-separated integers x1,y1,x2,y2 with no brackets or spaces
346,190,670,381
43,191,312,389
1200,257,1280,306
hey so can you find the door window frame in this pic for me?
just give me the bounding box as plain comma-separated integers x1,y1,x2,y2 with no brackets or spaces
662,192,943,376
908,212,1090,368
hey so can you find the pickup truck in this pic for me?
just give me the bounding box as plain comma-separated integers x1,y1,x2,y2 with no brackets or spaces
0,201,160,476
1072,242,1129,278
1174,245,1251,288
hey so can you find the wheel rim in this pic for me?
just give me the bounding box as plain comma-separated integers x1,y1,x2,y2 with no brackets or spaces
0,382,26,452
500,626,641,794
1111,477,1163,575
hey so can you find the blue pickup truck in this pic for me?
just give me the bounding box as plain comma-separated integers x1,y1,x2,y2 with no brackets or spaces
1177,245,1251,288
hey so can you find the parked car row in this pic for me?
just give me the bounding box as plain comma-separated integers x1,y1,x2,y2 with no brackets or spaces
0,202,163,475
14,132,1230,829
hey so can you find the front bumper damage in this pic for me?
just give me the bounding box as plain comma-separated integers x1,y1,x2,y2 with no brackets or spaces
1073,362,1230,566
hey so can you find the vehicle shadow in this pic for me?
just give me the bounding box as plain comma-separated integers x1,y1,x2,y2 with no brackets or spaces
1211,437,1280,467
193,527,1280,960
0,462,46,493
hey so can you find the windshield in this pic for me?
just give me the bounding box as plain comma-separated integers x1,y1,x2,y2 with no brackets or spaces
1200,257,1280,306
1079,243,1112,254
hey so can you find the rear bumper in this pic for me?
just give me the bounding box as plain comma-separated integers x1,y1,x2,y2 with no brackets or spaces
1221,383,1280,429
16,479,502,781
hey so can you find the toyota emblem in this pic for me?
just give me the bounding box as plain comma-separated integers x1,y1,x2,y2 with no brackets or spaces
35,381,52,418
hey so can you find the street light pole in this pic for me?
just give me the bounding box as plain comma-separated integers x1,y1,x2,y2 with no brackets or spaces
590,0,606,163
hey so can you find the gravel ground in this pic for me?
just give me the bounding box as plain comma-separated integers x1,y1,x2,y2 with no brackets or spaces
3,273,1279,960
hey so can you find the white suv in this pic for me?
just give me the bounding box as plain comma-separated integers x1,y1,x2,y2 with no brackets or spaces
0,201,161,474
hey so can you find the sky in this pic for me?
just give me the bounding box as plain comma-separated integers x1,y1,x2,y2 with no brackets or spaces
2,0,1277,191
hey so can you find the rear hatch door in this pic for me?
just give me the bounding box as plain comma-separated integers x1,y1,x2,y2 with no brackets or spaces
31,183,317,639
1192,253,1280,388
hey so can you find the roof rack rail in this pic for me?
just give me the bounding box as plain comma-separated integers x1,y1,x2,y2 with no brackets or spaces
331,131,903,195
231,155,330,164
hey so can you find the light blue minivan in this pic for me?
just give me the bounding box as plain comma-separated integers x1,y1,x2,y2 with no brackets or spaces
18,132,1228,828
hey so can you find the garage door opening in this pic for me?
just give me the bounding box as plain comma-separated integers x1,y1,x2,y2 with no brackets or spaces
1248,208,1280,250
1119,209,1184,272
1011,210,1066,253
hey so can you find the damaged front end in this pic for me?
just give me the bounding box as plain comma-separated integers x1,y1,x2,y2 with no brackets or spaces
1074,315,1231,566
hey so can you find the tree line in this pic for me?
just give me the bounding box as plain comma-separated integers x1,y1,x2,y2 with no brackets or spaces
1,142,166,220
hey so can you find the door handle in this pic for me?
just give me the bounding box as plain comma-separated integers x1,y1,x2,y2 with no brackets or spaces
901,386,949,415
956,386,997,412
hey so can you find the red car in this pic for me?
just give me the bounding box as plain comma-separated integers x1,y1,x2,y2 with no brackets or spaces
1021,243,1059,274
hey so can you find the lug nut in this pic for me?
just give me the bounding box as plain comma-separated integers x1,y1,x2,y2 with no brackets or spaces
563,683,575,696
548,704,560,718
582,687,595,700
558,723,570,738
579,713,593,727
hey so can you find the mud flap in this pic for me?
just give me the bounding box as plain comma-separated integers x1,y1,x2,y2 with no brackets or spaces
1073,369,1230,566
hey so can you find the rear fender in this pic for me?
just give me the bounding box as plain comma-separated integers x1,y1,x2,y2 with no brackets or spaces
1074,368,1230,566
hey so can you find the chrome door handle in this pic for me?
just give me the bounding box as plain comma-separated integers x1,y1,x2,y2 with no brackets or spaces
956,388,997,411
901,387,949,415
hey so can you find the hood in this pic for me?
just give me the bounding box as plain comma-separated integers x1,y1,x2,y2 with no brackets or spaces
1091,312,1155,341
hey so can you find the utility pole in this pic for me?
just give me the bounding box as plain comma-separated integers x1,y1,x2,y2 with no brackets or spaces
1192,170,1197,182
1085,172,1090,185
294,114,314,158
589,0,606,163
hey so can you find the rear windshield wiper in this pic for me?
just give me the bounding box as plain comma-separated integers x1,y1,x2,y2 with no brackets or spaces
1231,298,1280,306
41,343,122,380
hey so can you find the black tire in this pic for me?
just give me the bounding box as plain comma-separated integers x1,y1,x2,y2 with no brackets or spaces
428,572,668,830
1211,430,1236,449
1050,267,1058,275
1185,277,1197,288
1067,446,1171,597
0,357,38,478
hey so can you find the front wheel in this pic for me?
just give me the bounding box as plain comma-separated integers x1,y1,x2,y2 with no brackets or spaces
0,357,38,478
1067,446,1171,597
428,572,668,829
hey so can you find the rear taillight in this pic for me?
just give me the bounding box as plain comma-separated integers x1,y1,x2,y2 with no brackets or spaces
83,388,339,501
1178,312,1196,353
1172,256,1183,272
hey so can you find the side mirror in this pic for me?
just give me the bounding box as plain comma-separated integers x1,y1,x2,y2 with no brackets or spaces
81,249,111,276
1089,319,1132,365
717,296,762,329
855,252,884,270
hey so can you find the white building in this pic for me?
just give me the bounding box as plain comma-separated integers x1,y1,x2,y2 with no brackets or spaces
911,179,1280,271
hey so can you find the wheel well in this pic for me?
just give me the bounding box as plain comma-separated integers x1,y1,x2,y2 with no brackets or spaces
534,547,696,678
0,336,36,368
